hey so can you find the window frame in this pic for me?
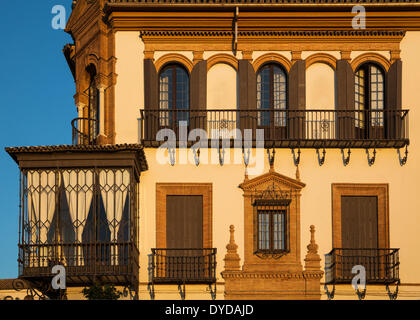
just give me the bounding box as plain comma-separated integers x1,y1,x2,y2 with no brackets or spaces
158,63,190,111
87,67,100,139
158,63,191,127
354,62,386,129
331,183,389,250
253,199,290,255
256,63,288,128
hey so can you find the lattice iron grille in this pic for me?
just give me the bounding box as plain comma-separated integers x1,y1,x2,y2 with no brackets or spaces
19,167,138,273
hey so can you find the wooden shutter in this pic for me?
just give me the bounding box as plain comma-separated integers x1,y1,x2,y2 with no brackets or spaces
288,60,305,139
341,196,378,249
166,195,204,280
144,59,159,141
190,61,207,132
166,195,203,249
238,60,257,140
336,60,355,139
386,60,402,139
341,196,379,281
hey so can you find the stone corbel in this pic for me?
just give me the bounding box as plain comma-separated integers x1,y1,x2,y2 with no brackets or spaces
74,91,89,109
193,51,204,65
76,102,86,118
291,51,302,63
390,50,401,63
144,50,155,61
241,51,253,62
95,73,109,88
340,51,352,61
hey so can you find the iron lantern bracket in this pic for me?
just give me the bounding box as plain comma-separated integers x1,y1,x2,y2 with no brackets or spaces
291,148,301,167
397,146,408,166
316,148,326,166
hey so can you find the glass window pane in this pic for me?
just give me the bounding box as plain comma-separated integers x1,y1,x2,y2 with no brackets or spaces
258,211,270,250
354,69,365,128
159,65,190,126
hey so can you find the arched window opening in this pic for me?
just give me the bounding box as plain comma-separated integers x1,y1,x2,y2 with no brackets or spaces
355,63,385,139
159,64,190,128
257,63,288,139
86,65,99,142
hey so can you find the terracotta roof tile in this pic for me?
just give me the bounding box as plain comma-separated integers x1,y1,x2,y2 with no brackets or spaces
5,143,145,154
5,144,149,171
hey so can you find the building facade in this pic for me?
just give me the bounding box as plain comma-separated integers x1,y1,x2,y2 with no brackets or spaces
2,0,420,300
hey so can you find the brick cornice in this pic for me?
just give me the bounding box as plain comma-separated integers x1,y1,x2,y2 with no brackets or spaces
222,270,324,280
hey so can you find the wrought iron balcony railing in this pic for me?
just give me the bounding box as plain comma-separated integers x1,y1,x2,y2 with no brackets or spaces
19,242,140,287
324,248,400,285
138,109,409,148
71,117,98,145
148,248,217,285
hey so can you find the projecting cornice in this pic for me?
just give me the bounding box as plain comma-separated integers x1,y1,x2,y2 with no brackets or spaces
106,7,420,31
140,30,405,37
106,0,420,6
5,144,149,172
140,29,405,52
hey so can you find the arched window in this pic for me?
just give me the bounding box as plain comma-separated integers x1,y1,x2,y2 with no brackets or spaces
257,64,287,137
354,63,385,138
87,65,99,141
159,64,190,127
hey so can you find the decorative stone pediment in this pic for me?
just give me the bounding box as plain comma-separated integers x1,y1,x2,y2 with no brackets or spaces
239,169,305,194
236,167,306,275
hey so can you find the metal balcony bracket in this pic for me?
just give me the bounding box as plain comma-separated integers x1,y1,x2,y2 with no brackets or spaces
355,287,367,300
208,283,217,300
193,147,200,167
398,146,408,166
386,280,400,300
341,148,351,167
267,148,276,167
13,279,50,300
243,147,251,167
218,145,225,166
125,286,138,301
178,283,186,300
324,284,335,300
147,283,155,300
168,147,176,166
366,148,377,167
291,148,301,167
316,148,326,166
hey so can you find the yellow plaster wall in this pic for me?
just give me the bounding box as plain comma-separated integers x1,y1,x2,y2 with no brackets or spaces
154,51,194,62
114,31,144,144
112,32,420,299
306,63,336,110
253,51,292,61
207,63,238,110
351,50,391,60
301,51,341,60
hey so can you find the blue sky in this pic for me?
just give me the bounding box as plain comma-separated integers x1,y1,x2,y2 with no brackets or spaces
0,1,75,278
